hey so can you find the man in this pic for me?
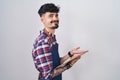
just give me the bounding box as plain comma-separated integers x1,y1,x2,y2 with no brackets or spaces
32,3,88,80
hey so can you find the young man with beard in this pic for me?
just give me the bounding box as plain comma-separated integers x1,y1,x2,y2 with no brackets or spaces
32,3,88,80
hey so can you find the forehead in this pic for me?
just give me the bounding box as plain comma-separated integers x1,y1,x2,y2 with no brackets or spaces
44,12,58,16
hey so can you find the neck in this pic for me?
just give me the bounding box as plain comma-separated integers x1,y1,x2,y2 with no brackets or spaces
45,27,55,35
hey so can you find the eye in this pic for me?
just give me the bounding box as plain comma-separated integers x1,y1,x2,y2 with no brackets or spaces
55,14,58,17
49,14,53,18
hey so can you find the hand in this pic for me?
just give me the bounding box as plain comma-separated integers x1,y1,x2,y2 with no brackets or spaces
68,47,88,67
70,47,88,56
69,56,81,67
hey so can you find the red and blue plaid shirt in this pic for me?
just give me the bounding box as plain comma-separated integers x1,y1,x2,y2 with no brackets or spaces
32,29,57,79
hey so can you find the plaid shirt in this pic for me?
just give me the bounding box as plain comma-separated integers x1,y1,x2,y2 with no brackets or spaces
32,29,57,80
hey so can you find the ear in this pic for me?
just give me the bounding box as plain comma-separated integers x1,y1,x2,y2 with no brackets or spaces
40,15,45,22
40,17,43,22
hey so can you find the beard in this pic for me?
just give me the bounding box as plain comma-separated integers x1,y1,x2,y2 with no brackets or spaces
50,20,59,29
50,24,59,29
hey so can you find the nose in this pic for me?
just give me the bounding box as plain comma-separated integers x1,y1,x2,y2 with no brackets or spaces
53,16,59,21
53,14,59,20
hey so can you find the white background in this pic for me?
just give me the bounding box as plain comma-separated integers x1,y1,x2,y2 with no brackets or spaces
0,0,120,80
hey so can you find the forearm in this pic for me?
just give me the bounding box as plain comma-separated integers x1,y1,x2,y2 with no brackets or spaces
52,55,81,78
52,63,71,78
52,65,66,78
60,54,70,64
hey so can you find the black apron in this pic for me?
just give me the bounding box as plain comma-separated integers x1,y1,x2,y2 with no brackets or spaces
39,43,62,80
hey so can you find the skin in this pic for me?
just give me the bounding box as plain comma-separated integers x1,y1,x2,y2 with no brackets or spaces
40,12,89,78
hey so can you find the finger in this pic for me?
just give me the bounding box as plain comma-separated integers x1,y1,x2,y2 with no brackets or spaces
81,50,89,55
72,56,81,62
70,58,80,65
83,50,89,53
70,60,77,65
78,56,81,59
72,60,77,65
76,49,88,53
75,47,80,50
76,50,88,55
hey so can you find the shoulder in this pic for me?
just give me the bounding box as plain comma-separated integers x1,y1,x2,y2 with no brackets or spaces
33,31,49,49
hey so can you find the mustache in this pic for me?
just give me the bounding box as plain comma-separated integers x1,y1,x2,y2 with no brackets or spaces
50,20,59,23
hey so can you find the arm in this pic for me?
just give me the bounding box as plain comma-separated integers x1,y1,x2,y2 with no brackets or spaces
52,55,82,77
32,39,88,79
32,40,70,79
60,54,70,64
32,40,53,79
52,60,72,77
53,47,88,77
60,47,88,64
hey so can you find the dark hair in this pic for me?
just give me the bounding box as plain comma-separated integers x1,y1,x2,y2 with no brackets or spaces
38,3,60,17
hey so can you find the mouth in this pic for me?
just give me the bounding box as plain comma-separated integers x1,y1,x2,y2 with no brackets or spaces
53,22,59,24
49,20,59,29
50,20,59,24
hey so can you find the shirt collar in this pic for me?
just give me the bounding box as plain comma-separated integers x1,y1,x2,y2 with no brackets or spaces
43,28,54,37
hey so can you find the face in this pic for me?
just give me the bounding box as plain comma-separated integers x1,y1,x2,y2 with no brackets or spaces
41,12,59,29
